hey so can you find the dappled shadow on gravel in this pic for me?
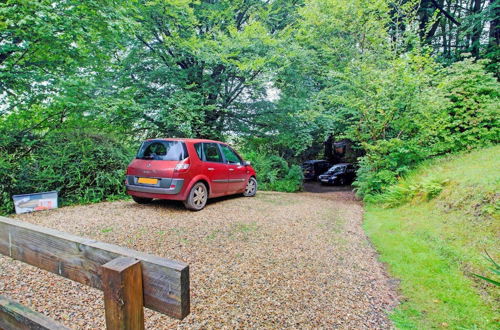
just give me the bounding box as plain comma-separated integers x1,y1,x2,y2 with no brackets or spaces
0,191,398,329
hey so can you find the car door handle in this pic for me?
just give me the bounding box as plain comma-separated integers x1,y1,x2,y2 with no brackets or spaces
208,168,214,171
229,168,234,171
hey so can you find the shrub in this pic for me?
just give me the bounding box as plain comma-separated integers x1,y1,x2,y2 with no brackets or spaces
370,178,449,208
0,129,133,214
354,58,499,199
353,139,428,198
0,152,27,214
431,58,500,154
241,150,303,192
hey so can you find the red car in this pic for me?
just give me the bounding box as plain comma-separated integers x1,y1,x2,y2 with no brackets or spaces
126,138,257,210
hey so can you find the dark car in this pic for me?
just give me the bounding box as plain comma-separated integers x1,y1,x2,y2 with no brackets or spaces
318,163,356,185
302,160,332,180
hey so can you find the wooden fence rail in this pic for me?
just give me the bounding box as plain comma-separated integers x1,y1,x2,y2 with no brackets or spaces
0,216,190,329
0,295,69,330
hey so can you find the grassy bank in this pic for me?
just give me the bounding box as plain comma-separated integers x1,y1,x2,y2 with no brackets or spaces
364,146,499,329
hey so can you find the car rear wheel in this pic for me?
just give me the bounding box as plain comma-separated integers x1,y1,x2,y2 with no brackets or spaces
132,196,153,204
184,182,208,211
243,177,257,197
339,177,346,185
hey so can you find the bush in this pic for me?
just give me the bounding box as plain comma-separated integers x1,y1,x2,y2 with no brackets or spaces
354,58,499,199
0,130,133,214
431,58,500,154
369,178,449,208
241,150,303,192
353,139,428,198
0,153,27,214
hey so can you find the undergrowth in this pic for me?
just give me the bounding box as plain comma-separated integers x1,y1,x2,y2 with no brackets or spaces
364,145,499,329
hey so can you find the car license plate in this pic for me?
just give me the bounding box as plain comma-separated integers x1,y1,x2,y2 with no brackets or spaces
138,177,158,185
321,179,328,182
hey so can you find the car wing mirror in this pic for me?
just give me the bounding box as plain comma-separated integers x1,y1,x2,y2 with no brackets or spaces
243,161,251,166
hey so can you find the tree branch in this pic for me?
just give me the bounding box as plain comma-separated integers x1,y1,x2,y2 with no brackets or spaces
430,0,461,26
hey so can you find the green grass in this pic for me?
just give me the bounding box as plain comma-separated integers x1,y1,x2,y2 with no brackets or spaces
364,146,500,329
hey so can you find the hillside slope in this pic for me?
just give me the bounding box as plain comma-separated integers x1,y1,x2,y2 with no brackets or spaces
364,146,499,329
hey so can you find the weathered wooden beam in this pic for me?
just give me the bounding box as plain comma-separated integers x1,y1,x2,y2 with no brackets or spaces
0,216,190,319
0,295,69,330
102,257,145,330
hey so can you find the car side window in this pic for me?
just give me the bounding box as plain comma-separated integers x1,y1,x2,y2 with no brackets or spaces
203,143,223,163
220,144,242,164
194,143,203,160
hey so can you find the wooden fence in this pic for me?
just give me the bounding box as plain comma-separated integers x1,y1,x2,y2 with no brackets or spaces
0,216,190,329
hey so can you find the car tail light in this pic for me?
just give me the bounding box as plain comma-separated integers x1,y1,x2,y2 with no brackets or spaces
174,158,190,172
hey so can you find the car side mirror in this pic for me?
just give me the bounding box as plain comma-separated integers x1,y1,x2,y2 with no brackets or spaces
243,161,251,166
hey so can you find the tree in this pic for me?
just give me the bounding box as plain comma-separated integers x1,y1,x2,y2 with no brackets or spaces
0,0,117,105
399,0,499,69
95,0,302,140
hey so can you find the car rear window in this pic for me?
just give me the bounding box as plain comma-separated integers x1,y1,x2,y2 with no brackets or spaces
136,140,188,161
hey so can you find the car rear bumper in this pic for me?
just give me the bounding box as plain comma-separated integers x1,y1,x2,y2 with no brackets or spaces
126,177,184,195
319,177,334,184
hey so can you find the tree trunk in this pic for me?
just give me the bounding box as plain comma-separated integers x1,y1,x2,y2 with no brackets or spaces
471,0,483,58
324,135,333,161
489,0,499,48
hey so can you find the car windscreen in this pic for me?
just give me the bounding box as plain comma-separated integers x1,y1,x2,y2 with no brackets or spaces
326,166,345,175
136,140,188,161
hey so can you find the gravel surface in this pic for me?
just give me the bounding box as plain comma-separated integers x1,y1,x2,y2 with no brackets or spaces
302,181,354,193
0,189,399,329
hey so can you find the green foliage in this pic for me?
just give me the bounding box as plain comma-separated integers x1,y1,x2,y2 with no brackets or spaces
473,252,500,287
0,130,132,214
241,150,303,192
432,58,500,154
0,0,118,106
0,0,498,209
354,139,428,197
347,57,499,198
368,178,449,207
0,153,26,214
94,0,300,140
364,146,499,328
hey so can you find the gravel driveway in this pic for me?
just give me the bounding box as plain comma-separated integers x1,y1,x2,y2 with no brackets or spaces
0,190,398,329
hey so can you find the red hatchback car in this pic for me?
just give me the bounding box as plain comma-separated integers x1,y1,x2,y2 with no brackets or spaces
126,138,257,210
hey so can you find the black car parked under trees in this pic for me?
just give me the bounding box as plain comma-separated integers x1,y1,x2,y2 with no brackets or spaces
302,160,332,180
318,163,356,185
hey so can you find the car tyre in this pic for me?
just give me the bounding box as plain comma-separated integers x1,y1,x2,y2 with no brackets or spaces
243,177,257,197
339,177,346,185
184,182,208,211
132,196,153,204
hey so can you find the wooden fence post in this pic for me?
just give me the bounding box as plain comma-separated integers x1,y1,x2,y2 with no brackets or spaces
101,257,145,330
